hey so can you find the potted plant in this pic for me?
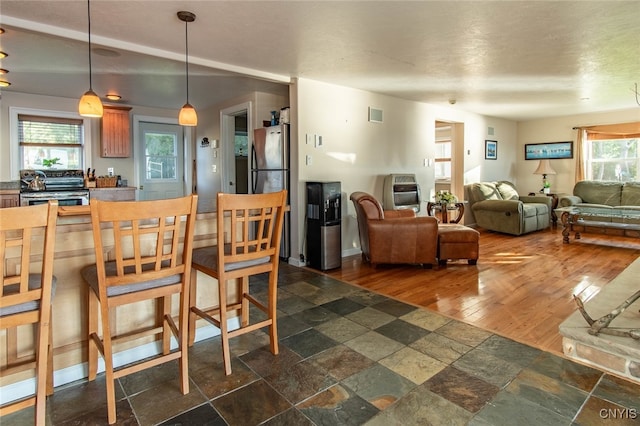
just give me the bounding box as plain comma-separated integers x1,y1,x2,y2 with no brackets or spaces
434,190,457,205
543,181,551,194
42,157,60,168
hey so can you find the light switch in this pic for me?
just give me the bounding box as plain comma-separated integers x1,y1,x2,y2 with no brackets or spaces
306,155,312,165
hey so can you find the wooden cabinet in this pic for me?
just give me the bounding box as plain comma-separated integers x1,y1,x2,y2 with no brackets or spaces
101,106,132,157
0,191,19,208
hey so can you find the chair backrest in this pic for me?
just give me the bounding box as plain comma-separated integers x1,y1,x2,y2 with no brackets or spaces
216,190,287,270
89,195,198,296
1,200,58,323
349,192,385,259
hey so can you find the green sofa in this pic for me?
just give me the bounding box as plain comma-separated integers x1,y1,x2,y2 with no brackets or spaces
558,180,640,208
465,181,552,235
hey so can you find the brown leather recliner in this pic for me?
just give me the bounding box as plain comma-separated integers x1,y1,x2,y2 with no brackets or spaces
350,191,438,267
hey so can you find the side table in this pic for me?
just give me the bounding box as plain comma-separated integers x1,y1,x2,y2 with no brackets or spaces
426,201,466,224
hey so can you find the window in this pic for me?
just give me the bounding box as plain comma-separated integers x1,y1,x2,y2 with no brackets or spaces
19,114,84,169
586,138,638,181
435,125,452,180
144,131,178,180
584,122,640,182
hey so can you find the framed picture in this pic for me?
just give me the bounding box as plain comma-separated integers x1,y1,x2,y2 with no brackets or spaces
524,141,573,160
485,140,497,160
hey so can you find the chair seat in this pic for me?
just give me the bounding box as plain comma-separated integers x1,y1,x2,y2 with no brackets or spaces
192,246,270,272
81,261,181,297
0,274,57,317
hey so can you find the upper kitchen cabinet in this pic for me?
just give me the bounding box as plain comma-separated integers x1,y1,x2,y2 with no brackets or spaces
101,106,132,157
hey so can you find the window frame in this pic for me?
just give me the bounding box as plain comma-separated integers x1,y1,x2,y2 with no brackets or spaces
10,107,93,178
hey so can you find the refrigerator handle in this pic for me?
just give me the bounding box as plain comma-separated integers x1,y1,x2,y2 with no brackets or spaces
251,145,257,193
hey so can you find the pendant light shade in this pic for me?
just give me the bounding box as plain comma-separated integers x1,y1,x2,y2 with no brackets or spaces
179,103,197,125
79,89,103,117
79,0,103,117
178,11,197,126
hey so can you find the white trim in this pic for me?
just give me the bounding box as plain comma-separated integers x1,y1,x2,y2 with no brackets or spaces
220,102,253,194
0,319,237,405
8,107,93,179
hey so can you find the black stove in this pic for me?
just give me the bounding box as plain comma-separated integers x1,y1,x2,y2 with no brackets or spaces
20,169,85,192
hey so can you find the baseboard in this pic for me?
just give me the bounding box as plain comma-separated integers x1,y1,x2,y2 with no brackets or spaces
0,319,239,405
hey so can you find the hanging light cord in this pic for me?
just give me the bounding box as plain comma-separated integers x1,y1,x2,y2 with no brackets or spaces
86,0,93,91
184,17,190,104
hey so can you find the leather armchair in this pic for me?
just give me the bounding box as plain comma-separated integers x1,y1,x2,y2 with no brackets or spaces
350,191,438,267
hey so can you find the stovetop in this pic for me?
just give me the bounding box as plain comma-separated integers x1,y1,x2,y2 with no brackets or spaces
20,169,86,192
20,169,85,179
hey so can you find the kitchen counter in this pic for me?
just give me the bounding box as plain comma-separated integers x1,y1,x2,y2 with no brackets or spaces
89,186,136,201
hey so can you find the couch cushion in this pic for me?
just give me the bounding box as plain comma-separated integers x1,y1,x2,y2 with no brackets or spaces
574,181,622,206
495,181,520,201
469,182,502,202
621,182,640,205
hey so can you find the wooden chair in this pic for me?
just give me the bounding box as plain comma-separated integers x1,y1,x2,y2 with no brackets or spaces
0,200,58,425
188,190,287,375
81,195,197,424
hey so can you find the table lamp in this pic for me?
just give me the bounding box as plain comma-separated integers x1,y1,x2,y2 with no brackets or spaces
533,159,556,192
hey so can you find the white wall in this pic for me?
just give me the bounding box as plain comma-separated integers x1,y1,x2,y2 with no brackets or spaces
293,78,518,260
516,108,640,196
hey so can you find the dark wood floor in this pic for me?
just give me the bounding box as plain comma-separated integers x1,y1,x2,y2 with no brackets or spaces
321,224,640,355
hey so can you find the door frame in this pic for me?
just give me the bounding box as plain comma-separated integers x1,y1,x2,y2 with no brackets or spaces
220,102,253,194
133,115,192,199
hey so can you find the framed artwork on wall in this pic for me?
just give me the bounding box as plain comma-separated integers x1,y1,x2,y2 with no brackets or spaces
524,141,573,160
485,140,497,160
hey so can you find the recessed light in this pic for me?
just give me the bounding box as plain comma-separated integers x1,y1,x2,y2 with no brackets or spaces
0,80,11,87
0,52,7,59
0,69,8,75
105,94,121,101
0,28,5,35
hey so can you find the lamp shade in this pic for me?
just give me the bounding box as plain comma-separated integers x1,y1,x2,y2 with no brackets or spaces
533,159,556,176
78,89,104,117
179,103,198,126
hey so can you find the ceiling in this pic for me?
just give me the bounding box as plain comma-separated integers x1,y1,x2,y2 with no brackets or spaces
1,1,639,121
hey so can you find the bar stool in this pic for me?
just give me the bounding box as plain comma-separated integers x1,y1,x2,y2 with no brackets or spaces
0,200,58,425
189,190,287,375
81,195,197,424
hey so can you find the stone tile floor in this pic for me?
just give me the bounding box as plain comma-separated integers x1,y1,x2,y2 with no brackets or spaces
4,264,640,425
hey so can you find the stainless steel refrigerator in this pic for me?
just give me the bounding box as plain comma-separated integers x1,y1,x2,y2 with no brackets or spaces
252,123,290,259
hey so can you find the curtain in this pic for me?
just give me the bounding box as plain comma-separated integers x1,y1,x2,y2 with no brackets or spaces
574,128,585,182
583,122,640,140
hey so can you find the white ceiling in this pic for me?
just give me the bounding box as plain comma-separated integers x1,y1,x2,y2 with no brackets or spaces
1,1,639,121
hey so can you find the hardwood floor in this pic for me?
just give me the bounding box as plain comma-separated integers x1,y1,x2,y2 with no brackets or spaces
321,225,640,355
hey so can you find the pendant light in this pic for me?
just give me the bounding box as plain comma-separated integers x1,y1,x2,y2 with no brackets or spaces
78,0,103,117
178,11,197,126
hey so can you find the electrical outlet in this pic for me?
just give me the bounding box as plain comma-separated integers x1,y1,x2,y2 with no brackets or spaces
306,155,312,165
211,164,217,173
107,167,114,176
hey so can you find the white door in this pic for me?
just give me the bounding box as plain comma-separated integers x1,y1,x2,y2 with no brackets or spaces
138,122,185,200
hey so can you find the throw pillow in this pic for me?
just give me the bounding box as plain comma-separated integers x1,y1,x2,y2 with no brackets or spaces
496,181,520,200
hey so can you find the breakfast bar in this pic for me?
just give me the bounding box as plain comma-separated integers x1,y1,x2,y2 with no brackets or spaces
0,206,225,393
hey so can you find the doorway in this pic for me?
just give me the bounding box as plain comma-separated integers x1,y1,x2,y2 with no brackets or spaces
221,102,252,194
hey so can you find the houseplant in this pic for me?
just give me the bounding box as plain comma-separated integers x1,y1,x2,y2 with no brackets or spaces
434,190,457,204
